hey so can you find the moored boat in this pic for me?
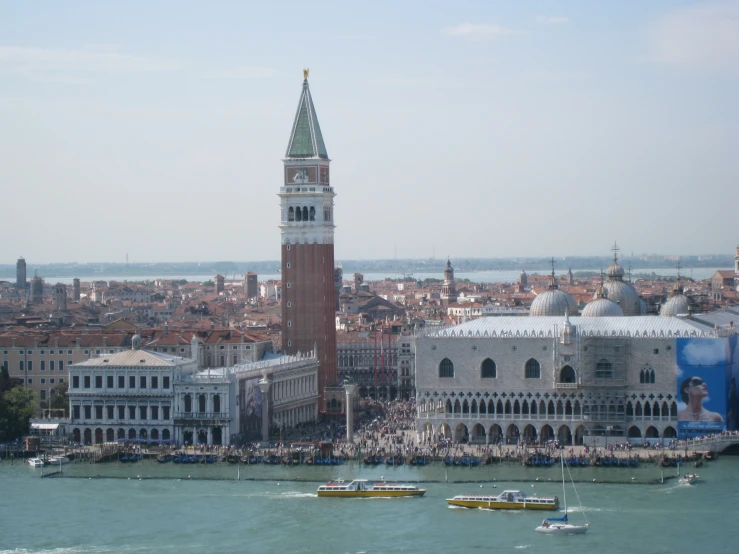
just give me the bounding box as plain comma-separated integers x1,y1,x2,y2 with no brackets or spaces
317,479,426,498
47,456,70,465
447,490,558,510
27,457,44,467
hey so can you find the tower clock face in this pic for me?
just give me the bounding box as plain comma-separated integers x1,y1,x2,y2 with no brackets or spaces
286,166,317,184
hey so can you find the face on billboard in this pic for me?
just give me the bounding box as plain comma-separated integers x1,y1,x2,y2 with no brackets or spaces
676,338,729,438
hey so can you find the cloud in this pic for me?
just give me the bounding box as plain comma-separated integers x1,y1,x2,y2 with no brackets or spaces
442,22,522,41
648,1,739,72
200,66,283,80
0,45,182,77
680,339,727,367
536,16,569,25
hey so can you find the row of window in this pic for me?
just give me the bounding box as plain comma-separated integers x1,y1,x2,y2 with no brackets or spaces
25,378,62,386
4,349,76,355
5,349,115,356
72,374,171,390
72,404,171,421
437,358,629,381
17,360,69,371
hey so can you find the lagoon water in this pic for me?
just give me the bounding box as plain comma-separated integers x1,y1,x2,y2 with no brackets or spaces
1,455,737,553
47,267,721,286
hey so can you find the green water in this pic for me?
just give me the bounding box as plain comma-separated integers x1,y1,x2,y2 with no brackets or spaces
1,456,736,553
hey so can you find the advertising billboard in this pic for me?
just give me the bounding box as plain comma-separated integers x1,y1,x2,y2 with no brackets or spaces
240,377,263,438
676,337,731,438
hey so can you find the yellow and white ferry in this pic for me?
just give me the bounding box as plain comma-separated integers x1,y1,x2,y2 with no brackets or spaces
317,479,426,498
446,490,559,510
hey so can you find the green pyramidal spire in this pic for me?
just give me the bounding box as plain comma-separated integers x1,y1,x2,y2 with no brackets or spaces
285,70,328,159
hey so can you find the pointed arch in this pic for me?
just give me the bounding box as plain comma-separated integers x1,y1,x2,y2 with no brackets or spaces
439,358,454,378
481,358,497,378
560,365,576,383
525,358,541,379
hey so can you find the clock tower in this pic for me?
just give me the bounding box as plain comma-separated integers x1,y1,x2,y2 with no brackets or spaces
280,71,338,410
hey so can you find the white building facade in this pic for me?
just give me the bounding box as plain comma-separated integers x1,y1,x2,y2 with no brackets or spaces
415,315,722,446
68,348,197,445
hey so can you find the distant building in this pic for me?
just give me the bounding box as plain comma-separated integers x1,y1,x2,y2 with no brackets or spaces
73,278,81,301
16,257,27,291
31,275,43,304
54,283,67,312
245,272,258,299
440,259,458,305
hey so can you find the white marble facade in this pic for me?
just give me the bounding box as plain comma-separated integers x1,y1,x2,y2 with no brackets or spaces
415,316,717,446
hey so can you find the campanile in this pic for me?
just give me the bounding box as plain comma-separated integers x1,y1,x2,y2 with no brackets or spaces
280,70,338,408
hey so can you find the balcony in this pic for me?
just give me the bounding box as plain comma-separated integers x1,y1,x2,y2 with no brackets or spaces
174,412,230,422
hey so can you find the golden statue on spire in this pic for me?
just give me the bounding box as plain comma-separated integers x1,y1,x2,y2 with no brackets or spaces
303,68,309,80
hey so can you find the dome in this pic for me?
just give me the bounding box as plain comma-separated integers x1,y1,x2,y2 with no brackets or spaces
606,262,625,279
602,280,642,316
660,295,689,316
582,297,624,317
530,289,579,316
660,283,690,317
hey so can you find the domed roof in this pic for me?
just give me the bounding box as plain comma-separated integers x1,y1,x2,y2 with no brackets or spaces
660,294,689,317
606,262,625,279
582,297,624,317
660,282,690,317
603,280,642,316
530,288,579,316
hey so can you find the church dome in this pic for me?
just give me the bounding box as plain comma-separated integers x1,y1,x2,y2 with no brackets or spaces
530,288,579,316
660,282,690,317
582,297,624,317
606,262,625,279
602,280,642,316
660,295,689,317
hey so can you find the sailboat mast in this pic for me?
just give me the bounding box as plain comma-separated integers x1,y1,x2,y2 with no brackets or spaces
561,455,567,514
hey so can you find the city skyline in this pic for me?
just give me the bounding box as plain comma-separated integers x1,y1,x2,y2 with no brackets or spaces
2,1,738,262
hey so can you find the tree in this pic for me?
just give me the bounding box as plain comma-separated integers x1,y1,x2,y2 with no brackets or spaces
49,382,69,417
0,386,36,442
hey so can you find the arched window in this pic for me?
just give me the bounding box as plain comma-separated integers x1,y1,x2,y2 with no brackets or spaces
560,365,576,383
213,395,221,413
302,206,309,221
184,394,192,413
650,369,656,383
439,358,454,378
295,207,302,221
198,394,206,413
309,206,315,221
640,369,646,383
525,358,540,379
481,358,496,378
595,359,613,379
288,207,295,221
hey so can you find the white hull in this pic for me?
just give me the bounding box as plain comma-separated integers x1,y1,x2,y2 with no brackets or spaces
48,457,70,465
27,458,44,467
535,523,589,535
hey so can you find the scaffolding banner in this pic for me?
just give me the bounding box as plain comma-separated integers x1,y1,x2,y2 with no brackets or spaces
241,378,263,435
676,337,731,438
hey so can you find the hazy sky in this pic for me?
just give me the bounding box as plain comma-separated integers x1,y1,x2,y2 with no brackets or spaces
2,1,738,264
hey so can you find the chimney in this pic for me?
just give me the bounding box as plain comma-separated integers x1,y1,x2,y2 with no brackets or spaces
103,336,108,347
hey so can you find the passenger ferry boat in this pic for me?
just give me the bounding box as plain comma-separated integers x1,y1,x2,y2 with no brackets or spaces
446,490,559,510
316,479,426,498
